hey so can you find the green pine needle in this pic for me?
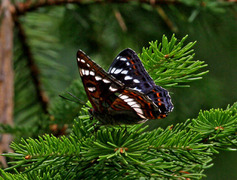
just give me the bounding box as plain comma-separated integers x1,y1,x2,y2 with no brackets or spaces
2,102,236,179
139,34,209,87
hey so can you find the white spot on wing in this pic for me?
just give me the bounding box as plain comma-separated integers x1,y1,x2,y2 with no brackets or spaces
95,76,102,81
114,69,122,74
120,57,127,61
103,79,111,83
124,98,134,102
79,69,83,76
118,94,146,119
77,58,80,62
109,86,118,92
87,63,90,67
81,59,85,63
119,94,129,100
121,70,128,75
81,69,85,75
131,103,141,108
124,76,133,80
137,114,146,119
127,101,137,106
133,79,140,83
88,87,96,92
85,70,89,76
90,71,95,76
133,107,143,115
111,67,116,73
132,87,142,92
126,62,130,66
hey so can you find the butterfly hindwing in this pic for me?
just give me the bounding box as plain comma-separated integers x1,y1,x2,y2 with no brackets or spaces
108,48,173,115
108,48,154,93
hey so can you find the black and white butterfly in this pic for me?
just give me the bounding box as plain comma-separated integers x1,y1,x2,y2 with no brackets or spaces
77,48,173,125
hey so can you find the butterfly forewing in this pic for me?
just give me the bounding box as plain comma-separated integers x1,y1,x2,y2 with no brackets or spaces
77,50,124,112
77,50,153,123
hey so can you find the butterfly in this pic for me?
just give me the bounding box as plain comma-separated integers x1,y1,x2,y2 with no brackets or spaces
77,48,173,125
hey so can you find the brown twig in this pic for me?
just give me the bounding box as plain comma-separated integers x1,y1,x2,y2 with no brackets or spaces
14,0,179,15
14,16,49,114
156,6,178,32
114,9,127,32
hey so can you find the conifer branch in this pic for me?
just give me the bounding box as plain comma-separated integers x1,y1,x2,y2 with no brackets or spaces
140,34,209,87
1,103,236,179
14,0,179,15
11,0,236,16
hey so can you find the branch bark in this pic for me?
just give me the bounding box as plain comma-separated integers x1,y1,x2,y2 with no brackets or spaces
14,0,178,15
0,0,14,168
14,17,49,114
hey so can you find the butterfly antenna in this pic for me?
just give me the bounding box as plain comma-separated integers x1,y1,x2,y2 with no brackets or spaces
59,91,90,108
59,94,79,104
67,91,90,108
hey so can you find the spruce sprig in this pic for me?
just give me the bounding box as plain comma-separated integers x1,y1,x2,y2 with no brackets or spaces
139,34,209,87
1,103,236,179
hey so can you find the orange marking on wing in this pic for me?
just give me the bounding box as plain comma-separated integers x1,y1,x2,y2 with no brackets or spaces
111,98,132,111
90,90,101,99
158,114,166,119
138,96,144,100
134,70,140,76
131,92,137,96
158,99,162,106
130,60,135,65
149,111,155,119
156,93,160,97
148,103,151,108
